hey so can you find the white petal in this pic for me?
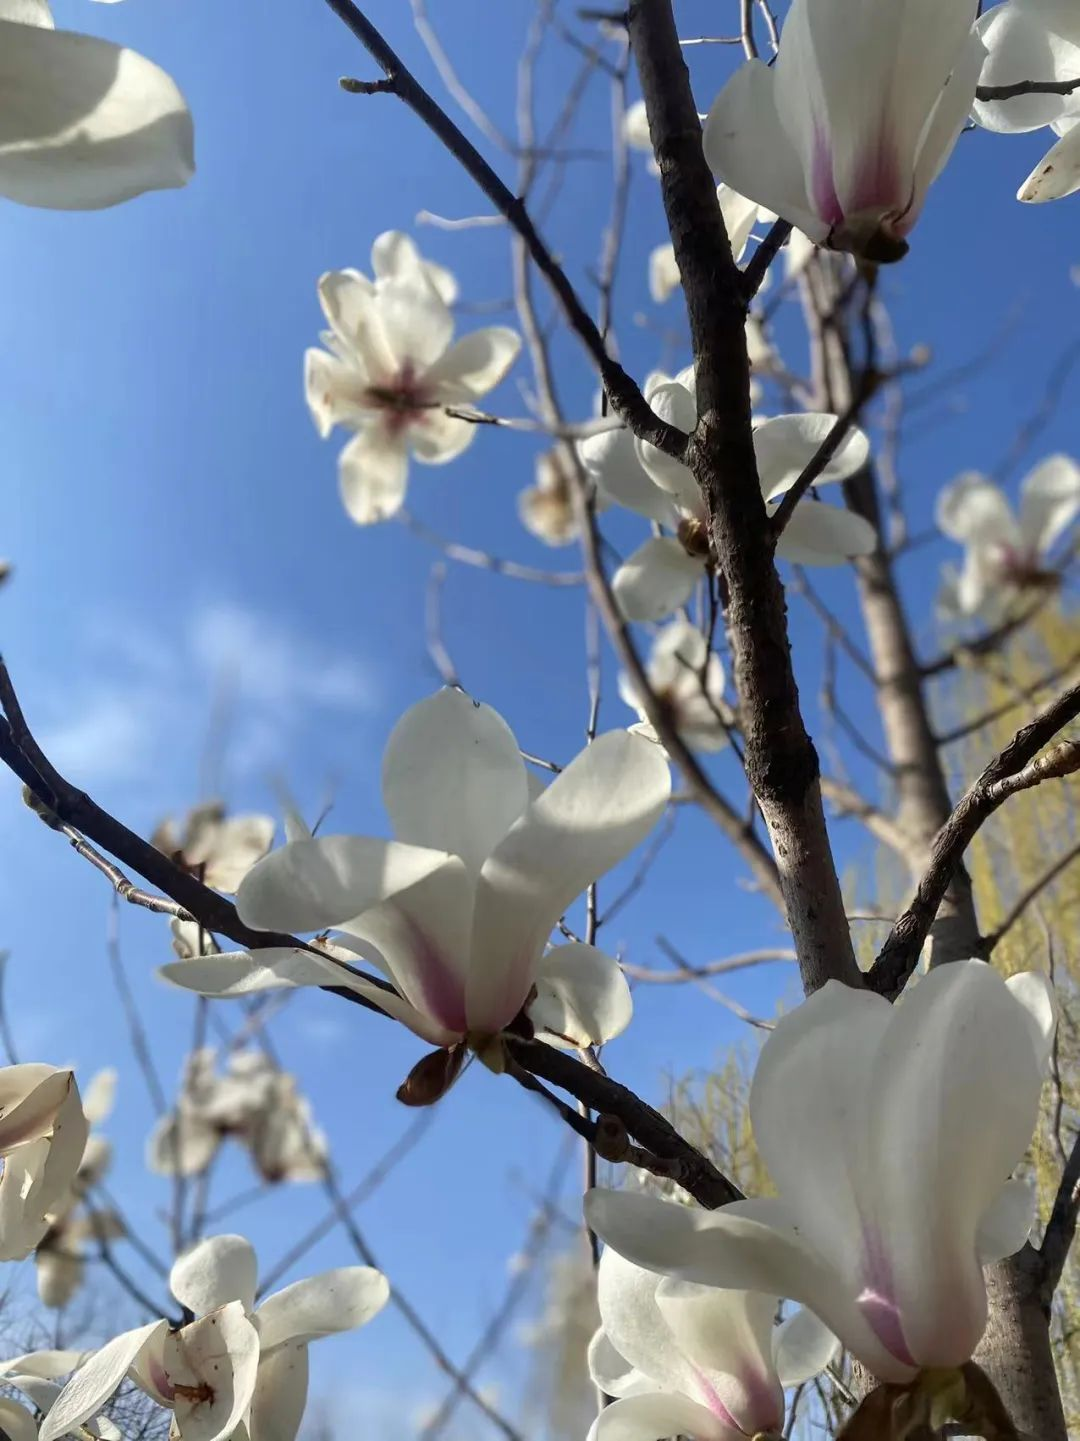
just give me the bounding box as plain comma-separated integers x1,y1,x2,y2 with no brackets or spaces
586,1329,648,1399
595,1248,698,1396
622,99,652,152
612,538,704,624
375,277,453,371
425,328,521,401
0,1,52,25
1018,453,1080,554
0,1399,38,1441
165,1303,260,1441
976,1178,1037,1264
338,427,409,526
199,816,276,894
0,27,193,209
1020,116,1080,201
936,472,1019,547
469,732,670,1034
588,1390,741,1441
772,498,877,565
703,61,827,241
248,1344,308,1441
581,429,678,526
0,1065,73,1150
648,244,681,303
39,1321,168,1441
973,1,1080,133
316,270,392,383
146,1111,219,1178
870,960,1050,1368
236,835,451,934
80,1069,116,1127
771,1307,839,1387
37,1249,85,1309
382,689,529,874
171,1234,258,1315
1005,969,1058,1073
910,29,986,209
0,1351,87,1380
406,405,476,466
718,184,762,265
634,384,699,510
255,1267,389,1350
754,413,870,501
370,230,458,304
529,943,633,1047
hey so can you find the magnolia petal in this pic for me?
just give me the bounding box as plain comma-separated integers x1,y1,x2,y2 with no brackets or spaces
248,1343,309,1441
159,948,361,998
0,27,193,209
0,1066,73,1151
0,1398,38,1441
1020,117,1080,200
910,29,986,207
936,472,1020,547
773,498,877,565
425,328,521,402
376,276,454,371
39,1320,168,1441
406,405,475,466
870,960,1051,1368
648,244,681,303
470,732,670,1034
382,689,529,874
316,270,392,383
976,1178,1037,1264
973,1,1080,134
1005,969,1058,1073
236,834,451,934
0,1,52,24
33,1085,90,1228
703,61,827,241
612,538,703,624
146,1111,219,1178
198,816,276,894
80,1069,117,1127
0,1351,88,1380
587,1391,741,1441
718,184,761,264
338,427,409,526
581,429,679,526
255,1266,389,1350
771,1307,840,1387
370,230,458,305
634,384,699,510
754,413,870,501
165,1303,260,1441
595,1248,699,1396
1018,453,1080,555
529,943,633,1047
586,1329,648,1399
37,1249,85,1309
171,1234,258,1315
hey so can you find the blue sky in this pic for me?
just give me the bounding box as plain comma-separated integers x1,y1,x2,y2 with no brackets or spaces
0,0,1078,1431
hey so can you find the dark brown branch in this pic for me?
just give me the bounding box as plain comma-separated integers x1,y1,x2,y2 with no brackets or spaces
322,0,686,456
1039,1127,1080,1303
976,77,1080,102
984,840,1080,953
742,219,791,301
869,683,1080,997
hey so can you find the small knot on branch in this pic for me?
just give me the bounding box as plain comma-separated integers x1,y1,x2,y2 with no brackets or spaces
340,75,398,95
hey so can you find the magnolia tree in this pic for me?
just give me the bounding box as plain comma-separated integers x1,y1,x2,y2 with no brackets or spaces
0,1,1079,1440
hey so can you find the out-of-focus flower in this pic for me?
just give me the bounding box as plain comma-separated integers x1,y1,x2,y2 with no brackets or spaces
161,689,670,1073
649,187,766,302
580,370,874,622
0,0,193,209
623,99,660,174
305,233,521,525
519,450,580,546
587,962,1056,1383
936,457,1080,620
587,1247,837,1441
972,0,1080,202
703,0,985,259
0,1064,87,1261
619,620,729,753
152,802,275,895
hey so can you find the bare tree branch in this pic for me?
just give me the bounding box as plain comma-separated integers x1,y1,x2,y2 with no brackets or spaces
984,840,1080,953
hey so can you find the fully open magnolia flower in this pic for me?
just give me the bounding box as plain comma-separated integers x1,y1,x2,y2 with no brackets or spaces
305,234,521,525
40,1235,389,1441
936,457,1080,620
0,0,193,210
703,0,986,260
0,1063,87,1261
619,619,729,753
580,371,874,623
972,0,1080,202
587,961,1056,1384
160,689,669,1065
589,1247,837,1441
153,803,275,895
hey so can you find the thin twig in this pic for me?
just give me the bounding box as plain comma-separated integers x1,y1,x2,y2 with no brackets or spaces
983,840,1080,952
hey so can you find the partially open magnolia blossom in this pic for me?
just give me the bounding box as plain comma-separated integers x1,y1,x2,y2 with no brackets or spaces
518,449,581,546
972,0,1080,202
619,620,729,753
153,802,275,895
160,689,669,1066
586,961,1056,1385
936,456,1080,620
580,370,874,623
0,1063,88,1261
0,0,194,210
305,233,521,525
40,1235,389,1441
147,1047,327,1183
588,1247,837,1441
703,0,986,260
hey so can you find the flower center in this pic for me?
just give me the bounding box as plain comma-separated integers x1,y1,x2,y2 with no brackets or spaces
364,363,435,437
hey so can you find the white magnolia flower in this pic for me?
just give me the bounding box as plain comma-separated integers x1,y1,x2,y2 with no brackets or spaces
518,449,579,546
702,0,986,259
0,1064,87,1261
305,234,521,525
580,371,874,623
0,0,193,209
160,689,670,1056
586,961,1056,1384
588,1247,837,1441
40,1236,388,1441
619,620,729,753
153,802,275,896
247,1070,328,1183
972,0,1080,201
623,100,660,174
936,457,1080,620
649,187,765,303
